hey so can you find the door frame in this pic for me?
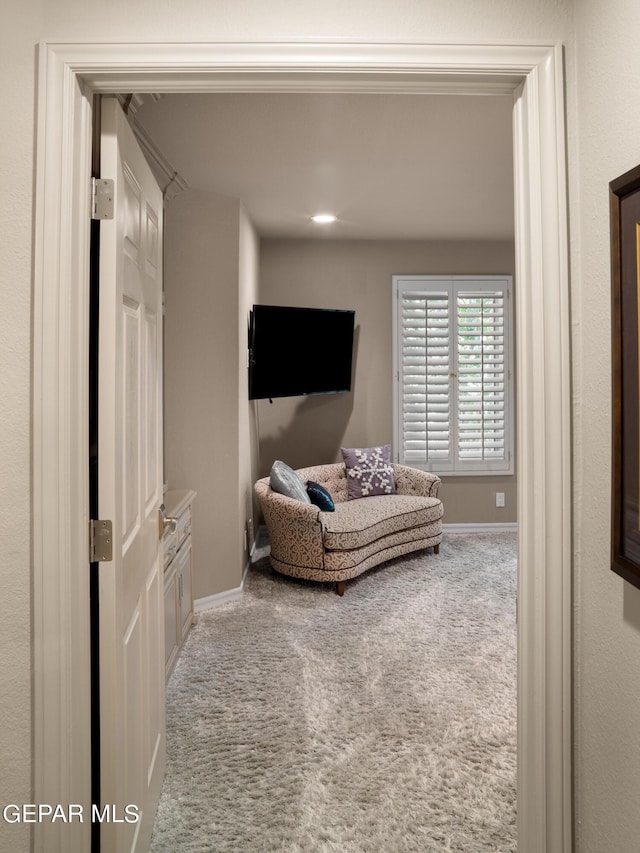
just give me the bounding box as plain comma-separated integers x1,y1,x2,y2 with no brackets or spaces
33,41,571,853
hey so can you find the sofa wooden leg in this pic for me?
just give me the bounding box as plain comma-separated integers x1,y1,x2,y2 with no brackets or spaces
335,581,345,596
434,543,440,555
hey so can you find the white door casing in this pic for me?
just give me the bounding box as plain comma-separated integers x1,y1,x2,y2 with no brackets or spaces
33,42,571,853
97,97,165,852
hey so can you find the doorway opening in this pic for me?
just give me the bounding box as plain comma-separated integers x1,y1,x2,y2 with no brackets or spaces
33,41,571,853
133,88,518,848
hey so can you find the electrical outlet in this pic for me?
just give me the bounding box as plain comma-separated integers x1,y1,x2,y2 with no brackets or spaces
496,492,505,508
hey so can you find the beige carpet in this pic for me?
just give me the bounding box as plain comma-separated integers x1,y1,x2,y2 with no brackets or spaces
150,532,517,852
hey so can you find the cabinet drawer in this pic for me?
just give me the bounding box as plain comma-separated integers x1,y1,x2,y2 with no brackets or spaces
174,506,192,550
163,505,192,569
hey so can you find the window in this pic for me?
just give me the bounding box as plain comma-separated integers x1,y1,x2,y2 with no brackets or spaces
392,275,514,475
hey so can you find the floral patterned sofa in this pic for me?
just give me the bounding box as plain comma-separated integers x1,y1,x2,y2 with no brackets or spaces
254,462,443,595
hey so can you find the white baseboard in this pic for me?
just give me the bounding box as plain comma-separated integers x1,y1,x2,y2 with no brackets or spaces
443,522,518,533
194,526,515,611
194,558,252,613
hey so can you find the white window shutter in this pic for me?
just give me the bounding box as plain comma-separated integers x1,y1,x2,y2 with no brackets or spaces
394,276,513,476
456,285,508,470
399,285,453,470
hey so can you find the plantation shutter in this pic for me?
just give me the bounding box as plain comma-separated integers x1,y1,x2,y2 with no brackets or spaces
456,283,509,470
394,276,513,475
399,283,453,467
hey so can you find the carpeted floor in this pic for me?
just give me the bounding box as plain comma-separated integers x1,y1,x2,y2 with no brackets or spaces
150,533,517,853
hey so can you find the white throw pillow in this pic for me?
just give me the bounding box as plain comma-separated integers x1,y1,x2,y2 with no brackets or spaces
269,460,311,503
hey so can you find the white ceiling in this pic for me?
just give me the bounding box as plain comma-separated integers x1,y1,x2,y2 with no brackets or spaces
135,92,514,241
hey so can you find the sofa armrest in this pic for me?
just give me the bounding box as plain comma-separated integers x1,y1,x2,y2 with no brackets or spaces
392,464,441,499
254,480,326,568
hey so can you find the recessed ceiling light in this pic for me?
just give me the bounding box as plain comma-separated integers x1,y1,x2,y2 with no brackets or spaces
311,214,337,224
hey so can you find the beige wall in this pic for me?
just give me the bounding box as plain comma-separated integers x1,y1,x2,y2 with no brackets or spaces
572,1,640,849
238,206,261,558
258,239,517,523
0,5,42,850
12,1,640,851
164,189,253,600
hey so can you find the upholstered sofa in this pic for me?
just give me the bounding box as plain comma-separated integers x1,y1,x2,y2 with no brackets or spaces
254,462,443,595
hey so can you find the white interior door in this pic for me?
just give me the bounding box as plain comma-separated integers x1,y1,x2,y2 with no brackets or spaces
98,96,165,853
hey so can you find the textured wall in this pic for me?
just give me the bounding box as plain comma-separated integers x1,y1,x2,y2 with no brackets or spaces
572,0,640,849
0,4,44,853
36,0,573,41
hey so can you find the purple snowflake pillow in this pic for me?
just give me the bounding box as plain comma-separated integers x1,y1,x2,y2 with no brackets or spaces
340,444,396,499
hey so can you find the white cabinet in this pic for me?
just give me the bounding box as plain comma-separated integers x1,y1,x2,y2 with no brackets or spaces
162,489,196,680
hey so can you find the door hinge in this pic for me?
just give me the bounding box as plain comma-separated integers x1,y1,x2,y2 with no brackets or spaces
91,177,114,220
90,519,113,562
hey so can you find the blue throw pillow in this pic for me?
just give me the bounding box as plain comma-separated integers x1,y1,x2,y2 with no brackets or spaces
306,480,335,512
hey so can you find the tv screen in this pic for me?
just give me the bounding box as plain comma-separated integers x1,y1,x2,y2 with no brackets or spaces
249,305,355,400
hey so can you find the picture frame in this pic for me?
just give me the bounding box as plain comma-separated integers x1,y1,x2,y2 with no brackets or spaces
610,163,640,588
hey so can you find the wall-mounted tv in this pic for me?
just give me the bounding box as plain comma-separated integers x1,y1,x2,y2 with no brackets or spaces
248,304,355,400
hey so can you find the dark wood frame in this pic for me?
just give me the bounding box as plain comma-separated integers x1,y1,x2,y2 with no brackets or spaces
611,164,640,588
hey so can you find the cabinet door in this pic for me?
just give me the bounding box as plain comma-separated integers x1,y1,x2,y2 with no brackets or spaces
176,541,193,638
164,567,179,677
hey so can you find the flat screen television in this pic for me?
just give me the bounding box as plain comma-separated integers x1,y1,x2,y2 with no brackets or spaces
248,304,355,400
